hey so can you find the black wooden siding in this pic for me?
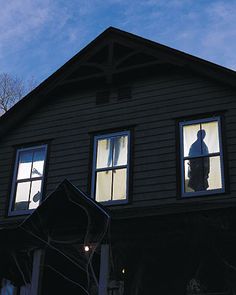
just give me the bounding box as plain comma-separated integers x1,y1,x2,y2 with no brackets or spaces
0,71,236,220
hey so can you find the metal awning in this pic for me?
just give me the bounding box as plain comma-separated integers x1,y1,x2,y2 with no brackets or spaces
0,179,110,285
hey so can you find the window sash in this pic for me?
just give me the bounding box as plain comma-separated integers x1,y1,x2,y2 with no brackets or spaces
180,117,224,197
95,167,128,201
16,176,43,183
183,152,220,160
92,131,130,203
9,145,47,215
95,164,128,173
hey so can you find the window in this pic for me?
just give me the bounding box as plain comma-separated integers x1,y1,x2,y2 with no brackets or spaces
0,279,17,295
92,131,130,203
9,145,47,214
0,279,31,295
179,117,224,197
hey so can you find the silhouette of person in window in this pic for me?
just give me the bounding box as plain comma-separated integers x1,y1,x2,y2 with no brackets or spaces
188,129,210,191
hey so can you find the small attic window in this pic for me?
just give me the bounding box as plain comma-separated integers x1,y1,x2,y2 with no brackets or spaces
96,89,110,105
118,86,132,100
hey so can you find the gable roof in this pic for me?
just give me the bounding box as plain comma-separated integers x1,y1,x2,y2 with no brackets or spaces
1,26,236,138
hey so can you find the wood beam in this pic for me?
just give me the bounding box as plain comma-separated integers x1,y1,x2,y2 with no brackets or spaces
59,60,166,86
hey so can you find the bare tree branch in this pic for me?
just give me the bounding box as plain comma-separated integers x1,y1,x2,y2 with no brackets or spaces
0,73,38,115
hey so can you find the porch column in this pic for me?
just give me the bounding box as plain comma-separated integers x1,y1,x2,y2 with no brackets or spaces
98,244,110,295
30,249,44,295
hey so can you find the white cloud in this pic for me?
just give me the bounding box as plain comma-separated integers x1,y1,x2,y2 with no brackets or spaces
0,0,89,80
0,1,50,47
120,0,236,70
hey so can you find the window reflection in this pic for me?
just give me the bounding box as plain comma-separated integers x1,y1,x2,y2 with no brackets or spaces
15,182,31,210
29,180,42,209
12,146,46,212
17,151,33,180
32,149,45,178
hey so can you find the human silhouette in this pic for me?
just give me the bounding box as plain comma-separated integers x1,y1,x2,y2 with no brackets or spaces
188,129,210,191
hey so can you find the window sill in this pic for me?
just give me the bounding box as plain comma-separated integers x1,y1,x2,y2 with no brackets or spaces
181,188,225,198
8,208,35,217
98,199,129,206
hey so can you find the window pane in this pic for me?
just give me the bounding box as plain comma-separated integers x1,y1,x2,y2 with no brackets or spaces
201,121,220,154
208,156,222,190
184,156,222,193
29,180,42,209
112,169,127,200
183,124,201,157
185,126,210,157
17,151,33,180
0,279,17,295
14,182,30,210
32,148,46,178
184,158,207,192
184,157,210,192
184,160,194,193
96,171,112,202
113,136,128,166
96,139,112,169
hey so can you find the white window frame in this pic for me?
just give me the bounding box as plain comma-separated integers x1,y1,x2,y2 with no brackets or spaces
9,145,47,216
92,131,130,205
179,117,225,197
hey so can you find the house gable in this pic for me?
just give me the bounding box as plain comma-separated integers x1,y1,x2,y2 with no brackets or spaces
1,27,236,140
0,27,236,222
1,27,236,295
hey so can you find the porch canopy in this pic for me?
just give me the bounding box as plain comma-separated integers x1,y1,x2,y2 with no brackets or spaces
0,179,110,286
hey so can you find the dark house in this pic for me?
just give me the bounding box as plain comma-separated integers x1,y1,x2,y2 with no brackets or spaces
0,27,236,295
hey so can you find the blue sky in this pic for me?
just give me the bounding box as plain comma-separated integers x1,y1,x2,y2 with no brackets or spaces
1,0,236,86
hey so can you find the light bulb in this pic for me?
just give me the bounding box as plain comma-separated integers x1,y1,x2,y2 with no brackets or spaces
84,245,90,252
